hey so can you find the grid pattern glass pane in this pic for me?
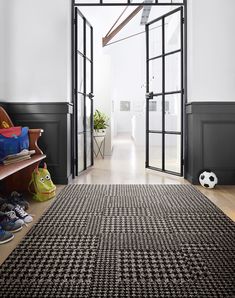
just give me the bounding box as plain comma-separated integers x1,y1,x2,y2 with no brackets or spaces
165,52,181,92
149,58,162,94
77,16,84,53
149,96,162,131
149,133,162,169
149,22,162,58
86,24,91,60
78,134,85,172
86,60,91,94
86,97,91,131
165,134,181,173
77,55,84,93
78,94,84,133
165,10,181,53
165,94,181,132
86,133,92,167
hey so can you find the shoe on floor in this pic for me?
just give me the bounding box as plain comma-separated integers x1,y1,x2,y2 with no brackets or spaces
14,205,33,223
0,204,24,226
0,211,23,233
4,210,24,226
9,191,29,210
0,225,14,244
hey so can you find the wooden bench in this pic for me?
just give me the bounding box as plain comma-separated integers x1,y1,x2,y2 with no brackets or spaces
0,106,46,193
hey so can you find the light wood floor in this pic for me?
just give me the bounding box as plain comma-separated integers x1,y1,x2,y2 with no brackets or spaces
0,134,234,265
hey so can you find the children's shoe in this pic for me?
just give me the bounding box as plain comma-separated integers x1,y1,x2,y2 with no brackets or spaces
0,203,24,226
0,211,23,233
4,210,24,226
9,191,29,210
0,225,14,244
13,205,33,223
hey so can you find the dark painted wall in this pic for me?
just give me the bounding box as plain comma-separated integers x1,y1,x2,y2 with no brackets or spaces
185,102,235,185
1,102,73,184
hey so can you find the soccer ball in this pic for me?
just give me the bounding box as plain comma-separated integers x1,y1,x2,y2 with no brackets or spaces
199,171,218,189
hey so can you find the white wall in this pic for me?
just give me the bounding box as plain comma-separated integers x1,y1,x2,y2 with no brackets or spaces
0,0,71,102
187,0,235,102
0,0,6,102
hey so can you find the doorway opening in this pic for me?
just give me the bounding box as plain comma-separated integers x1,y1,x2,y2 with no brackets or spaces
72,0,187,179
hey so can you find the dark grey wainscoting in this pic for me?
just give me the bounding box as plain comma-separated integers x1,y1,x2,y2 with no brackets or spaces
185,102,235,185
0,102,73,185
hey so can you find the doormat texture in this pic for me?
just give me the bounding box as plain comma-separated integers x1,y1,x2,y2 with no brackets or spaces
0,184,234,297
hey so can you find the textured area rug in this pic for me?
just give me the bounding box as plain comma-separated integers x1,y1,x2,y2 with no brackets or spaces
0,184,234,297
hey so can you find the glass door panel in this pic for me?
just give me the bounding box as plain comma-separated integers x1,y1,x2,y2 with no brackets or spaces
75,8,94,175
149,96,162,131
78,94,85,133
165,94,181,132
165,134,181,173
165,10,181,53
78,134,85,173
149,22,162,58
165,52,181,92
149,58,162,94
149,133,162,169
146,7,184,176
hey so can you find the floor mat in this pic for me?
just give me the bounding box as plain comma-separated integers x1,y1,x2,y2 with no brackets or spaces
0,184,234,297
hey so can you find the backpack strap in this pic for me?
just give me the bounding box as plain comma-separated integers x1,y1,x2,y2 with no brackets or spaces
28,176,36,196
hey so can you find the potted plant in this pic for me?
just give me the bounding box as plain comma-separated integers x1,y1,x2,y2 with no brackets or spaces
93,109,109,137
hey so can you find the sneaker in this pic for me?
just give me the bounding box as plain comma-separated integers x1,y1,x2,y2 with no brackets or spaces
0,211,23,233
4,210,24,226
0,225,14,244
14,205,33,223
0,203,24,226
9,191,29,210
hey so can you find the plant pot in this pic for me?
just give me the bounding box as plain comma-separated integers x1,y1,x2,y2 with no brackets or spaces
93,129,106,137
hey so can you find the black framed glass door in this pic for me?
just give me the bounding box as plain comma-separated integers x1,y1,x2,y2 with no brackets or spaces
74,8,94,175
146,7,184,176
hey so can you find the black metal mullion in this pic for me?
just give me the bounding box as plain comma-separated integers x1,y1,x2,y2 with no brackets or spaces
153,90,182,97
147,6,183,25
83,17,87,170
73,5,77,177
145,24,150,168
147,166,182,177
91,26,94,166
180,6,184,175
162,17,165,172
75,3,184,7
148,49,182,61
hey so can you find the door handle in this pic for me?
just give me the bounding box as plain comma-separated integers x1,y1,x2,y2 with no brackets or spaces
88,93,94,99
146,92,154,100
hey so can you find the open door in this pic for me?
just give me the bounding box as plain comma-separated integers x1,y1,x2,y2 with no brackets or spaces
74,8,94,175
145,7,184,176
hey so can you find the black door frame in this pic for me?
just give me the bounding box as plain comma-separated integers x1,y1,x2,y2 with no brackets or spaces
145,6,184,176
73,7,94,176
71,0,187,178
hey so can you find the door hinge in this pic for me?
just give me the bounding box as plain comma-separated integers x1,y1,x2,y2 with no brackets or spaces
182,18,185,24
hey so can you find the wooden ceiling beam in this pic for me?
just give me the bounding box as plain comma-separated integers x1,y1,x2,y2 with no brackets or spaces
102,5,144,47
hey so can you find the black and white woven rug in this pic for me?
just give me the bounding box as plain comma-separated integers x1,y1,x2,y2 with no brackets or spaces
0,184,234,297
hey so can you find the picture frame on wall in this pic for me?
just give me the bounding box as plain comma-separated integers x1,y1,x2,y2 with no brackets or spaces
120,101,130,112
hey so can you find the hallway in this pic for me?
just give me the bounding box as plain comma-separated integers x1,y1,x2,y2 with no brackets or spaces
76,134,185,185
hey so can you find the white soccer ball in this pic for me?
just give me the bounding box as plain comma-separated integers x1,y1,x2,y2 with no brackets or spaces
199,171,218,189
